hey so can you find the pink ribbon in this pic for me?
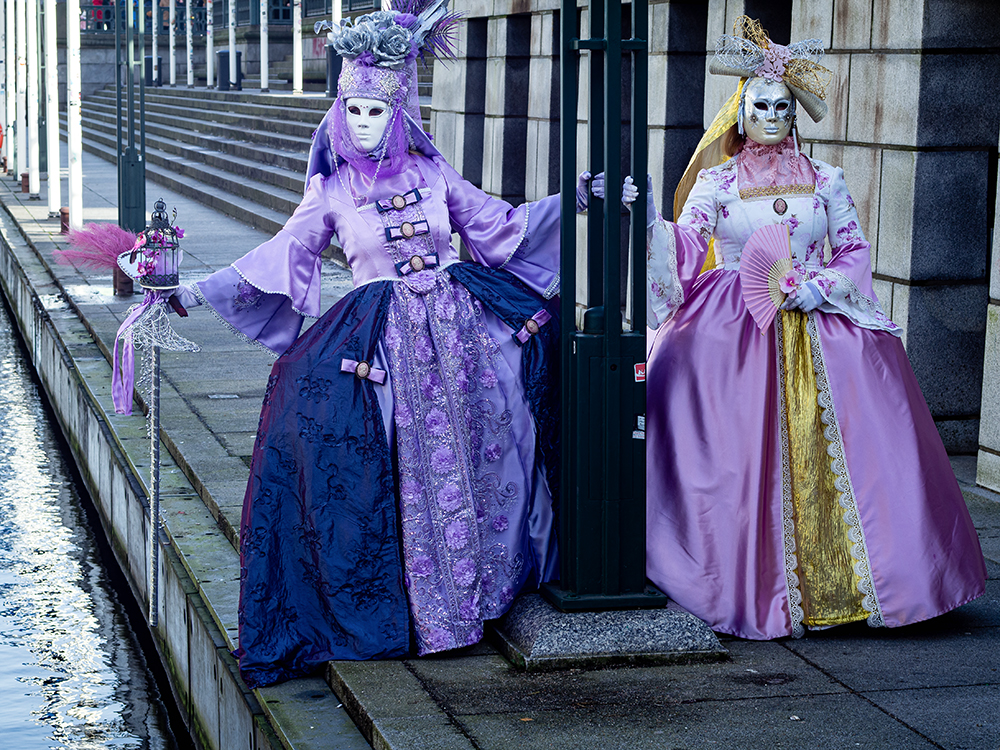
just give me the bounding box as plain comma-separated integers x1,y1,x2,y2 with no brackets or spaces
112,290,161,415
341,358,387,384
513,309,552,345
385,220,431,242
395,253,439,276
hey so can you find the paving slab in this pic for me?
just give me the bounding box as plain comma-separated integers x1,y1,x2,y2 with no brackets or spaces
861,684,1000,750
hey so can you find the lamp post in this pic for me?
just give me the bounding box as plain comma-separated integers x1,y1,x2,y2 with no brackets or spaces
545,0,664,611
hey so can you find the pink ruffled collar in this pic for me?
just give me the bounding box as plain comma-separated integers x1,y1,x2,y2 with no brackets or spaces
736,136,815,192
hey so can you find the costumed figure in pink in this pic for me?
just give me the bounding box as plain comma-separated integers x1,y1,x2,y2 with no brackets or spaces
624,17,986,639
171,0,588,686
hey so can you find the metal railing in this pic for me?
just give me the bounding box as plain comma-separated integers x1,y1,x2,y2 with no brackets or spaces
81,1,210,35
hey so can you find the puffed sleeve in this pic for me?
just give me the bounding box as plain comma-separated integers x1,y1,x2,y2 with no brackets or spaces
809,166,900,335
194,173,337,355
646,169,715,329
435,156,560,299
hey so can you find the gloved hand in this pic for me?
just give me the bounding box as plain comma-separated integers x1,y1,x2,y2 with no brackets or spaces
622,174,657,227
576,171,592,213
168,284,201,317
591,172,606,201
780,279,824,313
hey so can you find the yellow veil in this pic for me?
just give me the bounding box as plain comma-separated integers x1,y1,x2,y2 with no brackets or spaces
672,79,744,274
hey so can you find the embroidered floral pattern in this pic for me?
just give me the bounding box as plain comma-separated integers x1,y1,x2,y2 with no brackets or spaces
385,273,526,655
234,279,264,312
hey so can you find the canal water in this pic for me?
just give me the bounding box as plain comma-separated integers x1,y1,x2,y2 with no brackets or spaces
0,296,186,748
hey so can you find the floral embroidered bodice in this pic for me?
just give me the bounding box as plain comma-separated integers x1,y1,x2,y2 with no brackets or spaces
646,141,899,335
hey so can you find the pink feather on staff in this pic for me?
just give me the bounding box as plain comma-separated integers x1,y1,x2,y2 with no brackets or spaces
54,223,138,271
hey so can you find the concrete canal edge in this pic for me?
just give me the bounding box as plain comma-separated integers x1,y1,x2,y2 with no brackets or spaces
0,201,372,750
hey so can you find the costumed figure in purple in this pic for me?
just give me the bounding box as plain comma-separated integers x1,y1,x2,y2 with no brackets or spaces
622,17,986,640
171,0,583,687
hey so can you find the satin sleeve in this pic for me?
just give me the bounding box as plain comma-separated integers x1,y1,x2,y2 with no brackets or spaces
435,156,560,299
646,169,714,329
195,173,337,355
810,166,901,335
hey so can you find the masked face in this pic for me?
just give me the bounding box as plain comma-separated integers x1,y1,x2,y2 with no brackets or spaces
345,97,391,152
742,78,795,146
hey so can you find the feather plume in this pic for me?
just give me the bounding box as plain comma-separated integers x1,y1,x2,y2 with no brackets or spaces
55,223,138,270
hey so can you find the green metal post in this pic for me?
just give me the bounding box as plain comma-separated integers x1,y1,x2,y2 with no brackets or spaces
118,0,146,234
543,0,664,611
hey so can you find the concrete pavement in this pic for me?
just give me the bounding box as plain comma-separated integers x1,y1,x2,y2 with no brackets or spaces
0,138,997,750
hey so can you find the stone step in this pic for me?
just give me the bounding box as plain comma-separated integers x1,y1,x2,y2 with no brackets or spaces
78,109,310,196
65,114,306,223
91,84,335,112
83,98,316,155
90,86,334,124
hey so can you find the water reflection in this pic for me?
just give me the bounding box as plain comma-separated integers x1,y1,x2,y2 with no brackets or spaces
0,299,180,749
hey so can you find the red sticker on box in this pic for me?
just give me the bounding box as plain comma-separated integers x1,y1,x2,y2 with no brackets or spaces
634,363,646,382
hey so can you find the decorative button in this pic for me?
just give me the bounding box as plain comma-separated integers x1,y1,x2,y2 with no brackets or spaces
525,318,540,335
355,361,371,380
409,255,425,272
391,194,407,210
400,221,416,238
773,198,788,215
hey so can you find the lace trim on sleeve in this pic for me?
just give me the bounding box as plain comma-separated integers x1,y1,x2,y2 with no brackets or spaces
543,272,560,300
647,220,685,329
807,313,885,628
499,202,531,270
774,313,806,639
817,268,901,334
192,283,281,359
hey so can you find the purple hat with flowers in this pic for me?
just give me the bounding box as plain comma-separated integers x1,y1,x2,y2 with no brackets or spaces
311,0,460,180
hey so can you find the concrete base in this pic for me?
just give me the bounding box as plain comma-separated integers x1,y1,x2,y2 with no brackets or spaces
489,594,727,672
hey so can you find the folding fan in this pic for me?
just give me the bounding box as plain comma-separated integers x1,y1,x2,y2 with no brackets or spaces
739,223,796,334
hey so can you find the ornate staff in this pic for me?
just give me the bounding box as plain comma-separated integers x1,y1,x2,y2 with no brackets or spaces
113,199,200,626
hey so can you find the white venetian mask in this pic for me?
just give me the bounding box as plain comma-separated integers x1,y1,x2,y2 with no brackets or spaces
345,97,391,153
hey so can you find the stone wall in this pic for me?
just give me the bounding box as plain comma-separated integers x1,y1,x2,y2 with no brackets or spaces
431,0,999,460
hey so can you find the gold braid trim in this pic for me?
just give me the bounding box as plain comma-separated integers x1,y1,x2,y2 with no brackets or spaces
739,184,815,201
784,59,833,102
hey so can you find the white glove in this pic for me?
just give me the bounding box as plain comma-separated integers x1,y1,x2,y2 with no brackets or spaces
623,174,657,227
591,172,606,201
780,279,824,313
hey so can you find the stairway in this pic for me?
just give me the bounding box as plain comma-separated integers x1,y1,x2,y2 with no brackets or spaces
61,86,334,242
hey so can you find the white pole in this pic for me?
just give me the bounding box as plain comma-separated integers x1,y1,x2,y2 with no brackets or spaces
184,0,192,85
66,0,82,229
5,0,15,175
152,0,158,86
206,0,213,87
43,0,58,215
291,0,300,95
332,0,340,23
15,0,25,182
259,0,267,91
168,0,175,84
227,0,234,88
0,1,5,173
25,0,38,197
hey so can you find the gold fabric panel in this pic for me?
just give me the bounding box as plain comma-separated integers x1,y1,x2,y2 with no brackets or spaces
780,311,867,627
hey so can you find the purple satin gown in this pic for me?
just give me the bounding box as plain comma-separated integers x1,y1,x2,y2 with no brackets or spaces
195,149,561,660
